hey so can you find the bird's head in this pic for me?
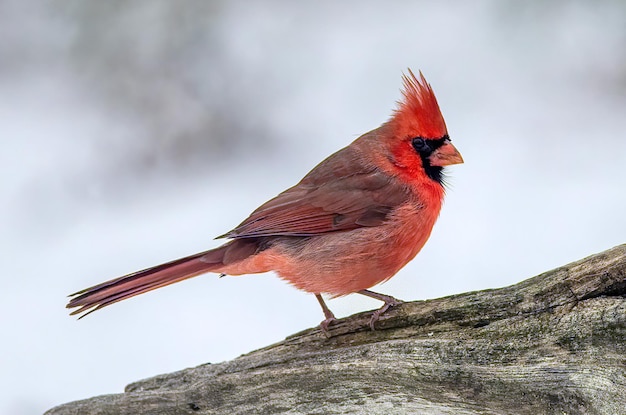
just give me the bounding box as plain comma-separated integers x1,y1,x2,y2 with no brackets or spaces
386,69,463,185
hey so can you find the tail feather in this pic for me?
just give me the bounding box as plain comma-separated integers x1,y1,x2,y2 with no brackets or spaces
67,246,227,318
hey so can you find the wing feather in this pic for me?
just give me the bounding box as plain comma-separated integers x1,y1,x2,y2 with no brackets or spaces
221,147,412,238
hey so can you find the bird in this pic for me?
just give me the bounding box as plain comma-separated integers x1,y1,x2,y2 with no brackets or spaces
67,69,463,333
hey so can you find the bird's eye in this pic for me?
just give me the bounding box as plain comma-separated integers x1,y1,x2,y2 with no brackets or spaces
412,137,430,153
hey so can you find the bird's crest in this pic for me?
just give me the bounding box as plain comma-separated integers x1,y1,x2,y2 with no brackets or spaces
390,69,448,138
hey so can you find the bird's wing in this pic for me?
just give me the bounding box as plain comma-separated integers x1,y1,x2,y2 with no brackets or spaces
220,150,412,238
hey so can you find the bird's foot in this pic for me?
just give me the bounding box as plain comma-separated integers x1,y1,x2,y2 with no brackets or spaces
319,316,336,337
368,298,403,330
316,293,337,338
357,290,404,330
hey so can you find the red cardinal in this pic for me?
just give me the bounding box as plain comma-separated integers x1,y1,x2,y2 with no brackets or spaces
68,70,463,332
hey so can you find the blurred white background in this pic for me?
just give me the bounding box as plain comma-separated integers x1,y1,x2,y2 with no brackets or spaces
1,1,625,413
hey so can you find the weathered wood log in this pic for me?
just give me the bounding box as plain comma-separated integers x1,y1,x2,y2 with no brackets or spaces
46,244,626,415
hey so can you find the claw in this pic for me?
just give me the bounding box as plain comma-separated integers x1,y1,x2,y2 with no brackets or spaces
319,316,336,337
358,290,403,330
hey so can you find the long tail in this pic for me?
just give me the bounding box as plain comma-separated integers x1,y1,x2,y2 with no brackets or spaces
67,244,234,318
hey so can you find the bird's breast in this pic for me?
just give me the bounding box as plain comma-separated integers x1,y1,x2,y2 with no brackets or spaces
267,200,442,296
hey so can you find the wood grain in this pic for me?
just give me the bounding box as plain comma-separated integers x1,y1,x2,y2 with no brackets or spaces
46,244,626,415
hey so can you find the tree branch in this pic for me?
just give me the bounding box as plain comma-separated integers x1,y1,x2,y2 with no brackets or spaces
46,244,626,415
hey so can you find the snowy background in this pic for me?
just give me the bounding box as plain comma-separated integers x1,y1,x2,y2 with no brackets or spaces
1,1,625,413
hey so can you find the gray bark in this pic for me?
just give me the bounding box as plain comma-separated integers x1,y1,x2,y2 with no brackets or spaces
46,244,626,415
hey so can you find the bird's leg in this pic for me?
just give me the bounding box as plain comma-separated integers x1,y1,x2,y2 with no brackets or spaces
357,289,404,330
315,294,336,336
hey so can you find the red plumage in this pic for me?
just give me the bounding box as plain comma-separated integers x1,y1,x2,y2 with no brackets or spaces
391,69,448,139
67,70,463,331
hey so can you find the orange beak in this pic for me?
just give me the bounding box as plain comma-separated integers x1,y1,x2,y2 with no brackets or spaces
429,141,464,167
